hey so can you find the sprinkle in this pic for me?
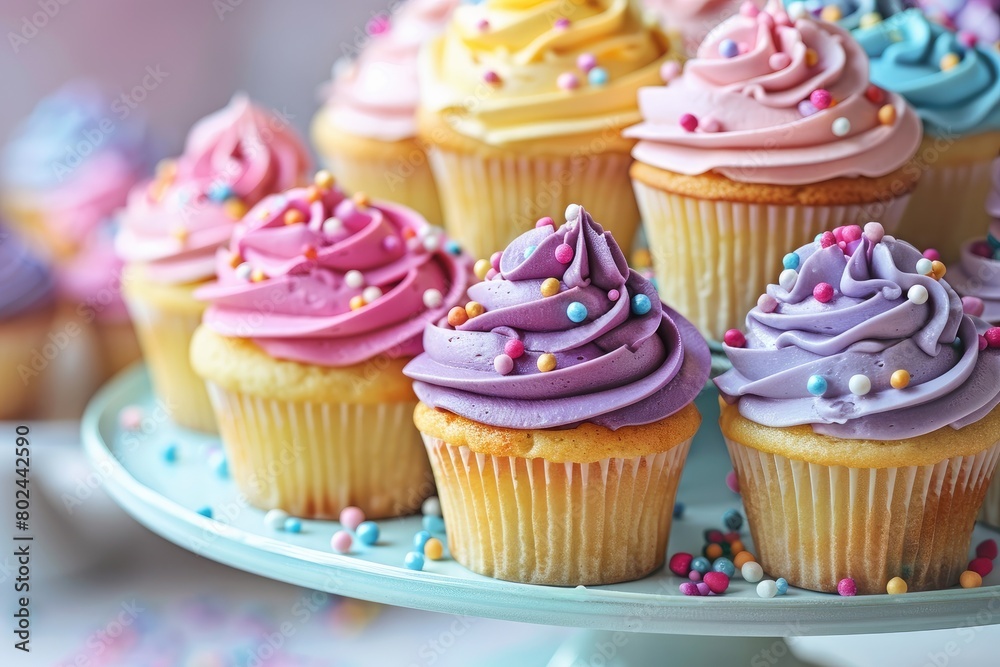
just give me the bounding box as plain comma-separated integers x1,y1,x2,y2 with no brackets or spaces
786,2,808,20
587,67,608,86
810,89,832,110
504,339,525,359
886,577,908,595
422,497,442,517
207,183,233,202
314,170,335,189
807,375,828,396
465,301,485,318
703,571,730,594
959,31,978,48
577,53,597,72
483,70,501,84
264,509,290,531
323,217,343,235
961,571,983,589
806,48,820,67
474,259,491,280
541,278,561,297
908,285,929,305
424,538,444,560
740,1,760,17
422,289,443,309
209,450,228,477
769,52,791,70
931,260,946,280
486,268,498,281
977,539,998,560
567,302,588,323
537,353,557,373
301,245,318,261
339,506,366,531
403,228,416,240
776,578,789,595
669,552,694,577
356,521,380,546
724,329,746,348
536,216,554,229
964,296,986,318
423,234,440,252
778,268,798,291
813,282,834,303
679,582,700,596
742,562,764,584
700,117,722,133
284,518,302,533
832,117,851,137
445,240,461,255
235,262,253,281
859,12,882,29
608,289,620,301
349,296,366,310
782,252,800,270
878,104,897,125
523,245,537,259
712,558,736,578
733,551,756,568
726,470,739,494
864,222,885,243
940,52,961,71
353,192,370,208
555,243,574,264
660,61,681,83
758,294,778,313
554,17,570,29
696,582,711,596
227,252,242,269
843,225,862,243
224,199,247,220
915,258,934,276
980,335,990,351
494,354,514,375
820,231,837,248
673,502,685,519
719,39,739,58
890,370,910,389
251,269,267,283
162,443,178,463
631,293,653,315
838,578,857,597
865,85,886,104
423,515,446,533
849,374,872,396
723,509,743,530
690,556,711,574
345,270,364,289
969,557,994,577
172,226,188,243
196,506,213,519
820,4,842,21
565,203,581,221
331,531,352,554
476,18,489,31
757,580,778,598
679,113,699,132
447,306,469,327
305,186,321,203
985,327,1000,348
557,72,579,90
284,209,306,225
798,100,819,117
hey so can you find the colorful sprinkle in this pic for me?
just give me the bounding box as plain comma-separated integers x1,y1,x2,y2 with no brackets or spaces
504,339,525,360
915,258,934,275
265,509,290,531
224,199,247,220
878,104,897,125
422,496,442,517
757,580,778,598
209,450,228,477
969,557,994,577
422,289,443,309
962,296,985,317
251,269,267,283
778,268,798,291
577,53,597,72
673,501,685,519
494,354,514,375
863,222,884,243
690,556,711,574
554,17,570,29
807,375,828,396
679,582,700,596
888,370,911,390
413,531,432,551
782,252,800,270
908,285,929,305
587,67,608,86
476,18,489,31
810,89,833,110
757,294,778,313
474,259,491,280
162,443,178,463
557,72,579,90
608,289,620,302
172,226,188,243
806,48,820,67
284,518,302,533
726,470,739,494
961,570,983,589
712,558,736,578
832,117,851,136
340,506,366,531
703,571,730,594
849,374,872,396
523,245,537,259
483,70,501,84
404,552,426,571
843,225,862,243
465,301,485,318
775,578,788,595
555,243,574,264
349,295,366,311
424,538,444,560
566,302,588,323
724,329,746,348
631,294,652,315
331,530,352,554
813,282,834,303
820,4,842,21
423,514,446,533
565,203,582,221
733,551,756,569
976,539,998,560
362,286,383,303
447,307,469,327
820,231,837,248
356,521,380,546
679,113,699,132
838,578,857,597
981,335,990,351
322,217,343,236
865,84,886,104
742,562,764,584
541,278,561,297
719,39,739,58
859,12,882,29
669,552,694,577
537,353,557,373
886,577,908,595
314,170,335,189
723,509,743,530
660,60,681,83
931,260,947,280
940,52,961,71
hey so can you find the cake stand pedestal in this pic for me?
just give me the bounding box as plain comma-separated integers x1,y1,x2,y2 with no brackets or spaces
82,367,1000,666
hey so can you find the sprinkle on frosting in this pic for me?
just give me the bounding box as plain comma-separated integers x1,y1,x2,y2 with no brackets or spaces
404,206,710,430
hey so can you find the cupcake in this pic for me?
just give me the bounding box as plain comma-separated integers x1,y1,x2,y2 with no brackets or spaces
404,205,710,585
0,225,57,419
191,178,471,519
311,0,459,223
644,0,759,56
782,0,906,29
418,0,673,260
854,9,1000,261
715,222,1000,594
116,96,311,431
624,1,923,342
911,0,1000,45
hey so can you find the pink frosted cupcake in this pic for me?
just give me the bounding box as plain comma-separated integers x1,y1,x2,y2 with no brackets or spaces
116,95,311,431
190,178,472,518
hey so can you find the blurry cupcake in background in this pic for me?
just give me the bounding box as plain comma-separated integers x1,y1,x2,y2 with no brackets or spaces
644,0,760,56
419,0,673,260
716,222,1000,594
0,224,56,419
624,1,922,342
116,95,311,432
311,0,459,223
854,9,1000,261
782,0,906,29
405,205,710,585
912,0,1000,45
191,176,471,519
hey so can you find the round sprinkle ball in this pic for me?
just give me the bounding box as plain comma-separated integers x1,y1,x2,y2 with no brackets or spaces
734,551,756,569
523,245,537,259
119,406,144,431
931,260,947,280
986,327,1000,348
413,530,432,551
890,370,910,390
422,496,442,517
696,582,711,596
719,39,739,58
807,375,828,396
588,67,609,86
567,302,588,323
565,203,582,221
886,577,908,595
331,530,352,554
724,329,746,348
494,354,514,375
712,557,736,578
660,60,681,83
940,52,960,71
404,552,426,571
541,278,561,297
726,470,739,494
679,113,699,133
448,306,469,327
284,517,302,533
961,570,983,589
162,443,178,463
963,296,985,317
813,282,834,303
557,72,579,90
466,301,485,318
775,578,788,596
339,506,366,532
976,539,998,560
422,514,446,533
356,521,380,546
915,258,934,275
758,294,778,313
608,289,620,302
474,259,491,280
837,578,857,597
779,269,798,291
723,509,743,531
536,216,554,229
849,374,872,396
679,582,700,596
969,557,993,577
673,501,685,519
878,104,897,125
742,561,764,583
821,4,842,21
782,252,800,270
504,339,525,359
669,552,694,577
345,270,364,289
691,557,711,574
864,222,885,243
631,294,653,315
703,571,730,594
757,580,778,598
577,53,596,72
422,289,443,309
424,537,444,560
810,89,832,110
265,509,290,531
924,247,943,261
483,70,501,84
555,243,574,264
537,353,558,373
908,285,929,305
832,117,851,137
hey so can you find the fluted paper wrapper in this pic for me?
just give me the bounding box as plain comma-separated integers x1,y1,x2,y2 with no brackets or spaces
124,293,216,432
421,435,691,586
725,436,1000,594
207,384,432,519
633,180,911,342
982,476,1000,529
428,148,639,260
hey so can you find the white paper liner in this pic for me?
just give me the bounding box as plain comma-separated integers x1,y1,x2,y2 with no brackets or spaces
207,384,431,519
725,436,1000,594
633,180,912,342
421,435,691,586
428,148,639,260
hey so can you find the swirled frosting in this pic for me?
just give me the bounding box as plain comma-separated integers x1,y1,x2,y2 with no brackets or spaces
1,80,153,249
644,0,754,54
781,0,906,30
116,95,311,284
715,224,1000,439
949,157,1000,323
854,9,1000,136
911,0,1000,46
197,177,472,367
0,226,56,320
624,1,922,184
320,0,460,142
404,206,710,430
419,0,671,147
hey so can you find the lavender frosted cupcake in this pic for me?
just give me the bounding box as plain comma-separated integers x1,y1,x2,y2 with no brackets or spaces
716,222,1000,593
405,205,710,585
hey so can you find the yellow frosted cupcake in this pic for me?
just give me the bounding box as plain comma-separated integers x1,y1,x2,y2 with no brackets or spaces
191,179,471,519
115,96,311,431
624,2,922,342
404,205,711,585
716,222,1000,594
418,0,674,259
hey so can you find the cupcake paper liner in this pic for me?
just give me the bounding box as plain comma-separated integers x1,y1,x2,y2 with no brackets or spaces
207,384,432,519
427,148,639,260
633,180,911,342
725,436,1000,594
981,475,1000,529
421,434,691,586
